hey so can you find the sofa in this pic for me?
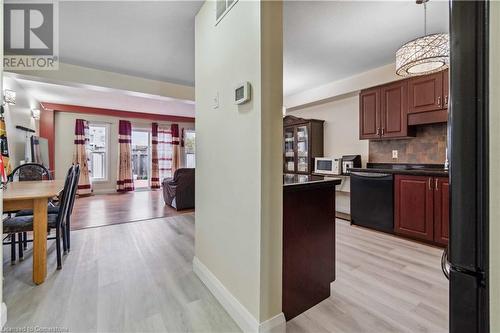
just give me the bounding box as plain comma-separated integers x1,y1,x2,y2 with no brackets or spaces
162,168,195,210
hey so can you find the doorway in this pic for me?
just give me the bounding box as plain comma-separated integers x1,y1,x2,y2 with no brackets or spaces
131,130,151,189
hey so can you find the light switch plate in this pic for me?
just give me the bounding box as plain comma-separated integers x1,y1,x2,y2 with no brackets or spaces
392,150,398,159
212,92,219,109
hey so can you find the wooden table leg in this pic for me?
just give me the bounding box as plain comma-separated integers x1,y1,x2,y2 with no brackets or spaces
33,198,48,285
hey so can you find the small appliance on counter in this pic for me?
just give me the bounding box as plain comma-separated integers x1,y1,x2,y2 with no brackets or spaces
314,157,341,175
341,155,361,174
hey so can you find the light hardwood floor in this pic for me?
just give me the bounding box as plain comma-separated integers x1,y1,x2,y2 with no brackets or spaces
3,214,240,332
287,220,449,333
71,190,194,230
3,217,448,332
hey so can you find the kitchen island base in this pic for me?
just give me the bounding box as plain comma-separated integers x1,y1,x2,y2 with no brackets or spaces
283,174,340,320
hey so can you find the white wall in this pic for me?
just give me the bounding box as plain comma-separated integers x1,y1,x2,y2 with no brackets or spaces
54,111,194,191
195,0,283,329
489,2,500,331
2,76,39,169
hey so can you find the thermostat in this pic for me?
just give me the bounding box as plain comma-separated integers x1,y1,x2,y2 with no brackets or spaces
234,81,251,105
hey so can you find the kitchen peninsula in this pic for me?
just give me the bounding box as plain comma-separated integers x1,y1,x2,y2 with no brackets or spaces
283,174,341,320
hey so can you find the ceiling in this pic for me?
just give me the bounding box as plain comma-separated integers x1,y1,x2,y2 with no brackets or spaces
12,0,449,114
284,1,449,96
58,1,203,87
13,77,195,117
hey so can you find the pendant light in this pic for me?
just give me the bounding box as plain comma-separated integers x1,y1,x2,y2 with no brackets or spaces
396,0,449,77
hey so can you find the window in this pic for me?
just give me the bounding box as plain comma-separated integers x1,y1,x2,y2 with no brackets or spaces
184,130,195,168
88,123,109,181
131,130,151,189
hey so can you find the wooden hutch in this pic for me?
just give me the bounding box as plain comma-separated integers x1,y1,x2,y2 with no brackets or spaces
283,115,324,175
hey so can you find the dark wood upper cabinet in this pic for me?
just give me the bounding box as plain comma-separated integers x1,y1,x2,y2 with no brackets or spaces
394,175,435,242
380,81,410,138
408,71,444,114
360,81,415,140
360,69,449,137
359,88,381,140
434,177,450,245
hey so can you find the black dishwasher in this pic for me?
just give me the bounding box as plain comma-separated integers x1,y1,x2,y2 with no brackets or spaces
350,172,394,233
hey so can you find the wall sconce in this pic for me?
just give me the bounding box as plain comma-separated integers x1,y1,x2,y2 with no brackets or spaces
4,89,16,105
31,109,41,120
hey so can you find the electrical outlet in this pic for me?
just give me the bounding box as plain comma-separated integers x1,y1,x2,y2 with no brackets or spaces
392,150,398,159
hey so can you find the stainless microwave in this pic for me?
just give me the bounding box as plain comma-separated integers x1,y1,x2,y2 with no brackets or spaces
314,157,342,175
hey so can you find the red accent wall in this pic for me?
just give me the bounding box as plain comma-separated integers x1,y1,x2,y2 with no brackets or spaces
39,103,195,173
40,103,195,123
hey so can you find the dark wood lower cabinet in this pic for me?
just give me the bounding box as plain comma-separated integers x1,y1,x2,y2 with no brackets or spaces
394,175,434,241
394,175,449,246
434,177,450,245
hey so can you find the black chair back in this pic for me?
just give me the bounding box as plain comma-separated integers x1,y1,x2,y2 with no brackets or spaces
55,166,76,229
8,163,51,182
67,164,80,217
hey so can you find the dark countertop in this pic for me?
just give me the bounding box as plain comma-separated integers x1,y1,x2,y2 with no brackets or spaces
283,174,342,190
349,163,449,177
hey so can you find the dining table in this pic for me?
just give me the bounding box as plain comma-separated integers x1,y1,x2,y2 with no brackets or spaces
2,180,65,285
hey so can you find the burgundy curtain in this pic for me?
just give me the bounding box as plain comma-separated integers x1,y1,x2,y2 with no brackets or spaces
116,120,134,192
73,119,92,195
171,124,180,173
151,123,160,189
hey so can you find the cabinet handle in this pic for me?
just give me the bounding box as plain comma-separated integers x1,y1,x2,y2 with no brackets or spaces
376,128,380,136
444,96,448,106
381,128,385,136
435,178,438,191
428,178,432,191
437,96,441,106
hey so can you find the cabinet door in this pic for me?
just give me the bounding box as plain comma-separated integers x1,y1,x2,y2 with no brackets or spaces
408,71,443,114
434,177,450,245
283,127,296,173
381,81,408,138
359,88,381,139
443,69,449,109
296,125,309,174
394,175,434,241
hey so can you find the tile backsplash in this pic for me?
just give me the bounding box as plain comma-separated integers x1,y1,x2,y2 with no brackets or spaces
369,123,447,164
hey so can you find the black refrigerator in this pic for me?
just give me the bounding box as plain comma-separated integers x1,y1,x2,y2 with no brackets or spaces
448,1,489,332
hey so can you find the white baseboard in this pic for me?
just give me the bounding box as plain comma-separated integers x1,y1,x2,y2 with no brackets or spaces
258,313,286,333
193,257,285,333
1,302,7,328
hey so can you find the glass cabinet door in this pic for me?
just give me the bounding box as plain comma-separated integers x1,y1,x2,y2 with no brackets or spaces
296,125,309,173
284,128,295,173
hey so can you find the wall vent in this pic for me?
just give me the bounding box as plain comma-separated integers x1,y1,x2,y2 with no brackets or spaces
216,0,238,25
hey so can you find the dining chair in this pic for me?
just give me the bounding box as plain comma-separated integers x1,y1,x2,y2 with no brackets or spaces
15,164,81,253
3,165,75,269
8,163,51,182
65,164,80,252
4,163,53,261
